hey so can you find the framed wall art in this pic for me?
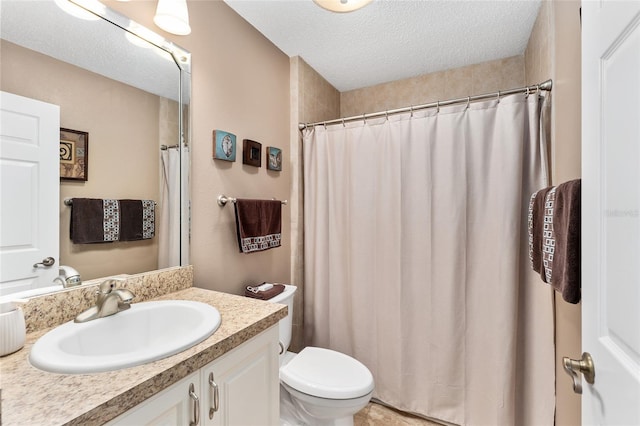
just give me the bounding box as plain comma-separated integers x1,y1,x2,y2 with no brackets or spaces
242,139,262,167
213,129,236,162
60,128,88,181
267,146,282,171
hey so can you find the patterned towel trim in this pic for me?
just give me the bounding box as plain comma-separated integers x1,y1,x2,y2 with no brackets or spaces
103,199,120,242
527,191,537,267
241,233,281,253
142,200,155,239
542,188,556,283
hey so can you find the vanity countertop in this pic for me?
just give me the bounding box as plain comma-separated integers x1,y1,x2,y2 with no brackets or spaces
0,287,287,426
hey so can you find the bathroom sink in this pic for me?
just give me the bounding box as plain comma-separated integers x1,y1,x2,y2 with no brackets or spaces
30,300,221,374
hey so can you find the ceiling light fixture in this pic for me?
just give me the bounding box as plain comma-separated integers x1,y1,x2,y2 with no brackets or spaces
313,0,373,13
154,0,191,36
55,0,101,21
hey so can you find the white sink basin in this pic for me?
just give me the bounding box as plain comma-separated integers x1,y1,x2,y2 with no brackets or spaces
30,300,221,374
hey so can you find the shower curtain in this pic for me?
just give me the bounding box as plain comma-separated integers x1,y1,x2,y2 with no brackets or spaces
302,94,555,425
159,148,181,268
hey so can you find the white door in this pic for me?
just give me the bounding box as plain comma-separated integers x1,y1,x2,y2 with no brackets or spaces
0,91,60,296
582,1,640,424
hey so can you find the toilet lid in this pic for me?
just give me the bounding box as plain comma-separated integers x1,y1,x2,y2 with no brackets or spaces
280,347,374,399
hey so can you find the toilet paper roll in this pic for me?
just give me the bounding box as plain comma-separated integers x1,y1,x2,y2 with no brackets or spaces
0,306,26,357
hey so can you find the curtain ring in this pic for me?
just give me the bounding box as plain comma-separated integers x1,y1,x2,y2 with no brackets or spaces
323,121,327,130
385,111,389,121
436,101,440,114
466,96,470,110
410,105,414,117
363,113,367,125
497,91,501,103
342,118,345,127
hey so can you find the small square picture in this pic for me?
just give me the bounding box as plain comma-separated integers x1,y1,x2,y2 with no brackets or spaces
243,139,262,167
213,130,236,162
267,147,282,171
60,128,88,181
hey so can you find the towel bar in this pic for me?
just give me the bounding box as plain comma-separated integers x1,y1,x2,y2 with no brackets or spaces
64,198,157,206
217,194,288,207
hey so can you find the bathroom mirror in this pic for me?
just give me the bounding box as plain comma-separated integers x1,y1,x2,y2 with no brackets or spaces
0,0,190,297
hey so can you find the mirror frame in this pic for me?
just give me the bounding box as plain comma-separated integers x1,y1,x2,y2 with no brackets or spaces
71,0,192,267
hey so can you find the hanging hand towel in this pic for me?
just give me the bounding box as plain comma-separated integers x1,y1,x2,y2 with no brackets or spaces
70,198,120,243
70,198,155,244
528,180,581,303
234,199,282,253
120,199,156,241
550,179,581,304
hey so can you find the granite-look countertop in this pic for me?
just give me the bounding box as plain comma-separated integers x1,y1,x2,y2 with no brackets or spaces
0,287,287,426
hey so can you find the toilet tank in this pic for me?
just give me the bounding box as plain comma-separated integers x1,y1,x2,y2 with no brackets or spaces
267,284,297,353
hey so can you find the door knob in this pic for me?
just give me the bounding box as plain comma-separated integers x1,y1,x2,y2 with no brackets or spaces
33,257,55,268
562,352,595,394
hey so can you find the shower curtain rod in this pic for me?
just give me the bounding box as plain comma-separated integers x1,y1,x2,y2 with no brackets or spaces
298,79,552,130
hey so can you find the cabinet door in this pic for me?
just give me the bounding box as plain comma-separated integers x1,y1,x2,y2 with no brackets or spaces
203,326,279,426
107,371,201,426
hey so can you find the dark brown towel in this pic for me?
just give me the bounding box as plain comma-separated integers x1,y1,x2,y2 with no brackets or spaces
70,198,155,244
528,180,581,304
70,198,118,244
244,284,285,300
550,179,581,304
234,199,282,254
120,200,155,241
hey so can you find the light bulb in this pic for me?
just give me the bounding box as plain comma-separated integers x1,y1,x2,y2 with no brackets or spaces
154,0,191,36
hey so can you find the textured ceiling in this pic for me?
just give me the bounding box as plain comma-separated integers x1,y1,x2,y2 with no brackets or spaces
1,0,181,101
224,0,542,92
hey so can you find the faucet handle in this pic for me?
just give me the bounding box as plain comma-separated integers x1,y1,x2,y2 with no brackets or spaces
97,277,127,295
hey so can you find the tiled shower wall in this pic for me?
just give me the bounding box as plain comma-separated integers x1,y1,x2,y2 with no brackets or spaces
340,55,524,117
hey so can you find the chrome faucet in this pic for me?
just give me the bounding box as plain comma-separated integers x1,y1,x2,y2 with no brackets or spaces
74,278,135,323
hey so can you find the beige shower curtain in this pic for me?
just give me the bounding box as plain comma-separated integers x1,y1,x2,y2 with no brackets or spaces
302,94,555,425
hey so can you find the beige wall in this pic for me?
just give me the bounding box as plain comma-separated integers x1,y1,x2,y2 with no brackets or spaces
105,1,292,296
1,40,160,281
341,56,524,117
525,1,582,425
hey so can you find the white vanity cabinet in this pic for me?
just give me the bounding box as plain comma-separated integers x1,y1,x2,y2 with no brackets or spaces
108,326,279,426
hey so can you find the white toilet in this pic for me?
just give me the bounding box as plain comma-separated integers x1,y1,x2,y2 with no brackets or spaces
268,285,374,426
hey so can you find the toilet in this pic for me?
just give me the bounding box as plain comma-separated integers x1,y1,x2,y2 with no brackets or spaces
268,285,374,426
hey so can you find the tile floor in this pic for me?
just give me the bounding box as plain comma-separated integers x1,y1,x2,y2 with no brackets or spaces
354,402,443,426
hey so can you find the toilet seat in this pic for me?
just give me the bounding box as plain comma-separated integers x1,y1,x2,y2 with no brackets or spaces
280,347,374,400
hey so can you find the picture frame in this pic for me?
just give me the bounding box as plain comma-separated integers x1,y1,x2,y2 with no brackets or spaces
60,128,88,181
267,146,282,171
242,139,262,167
213,130,236,162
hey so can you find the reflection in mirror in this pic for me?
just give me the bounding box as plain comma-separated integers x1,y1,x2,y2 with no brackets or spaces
0,0,191,298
